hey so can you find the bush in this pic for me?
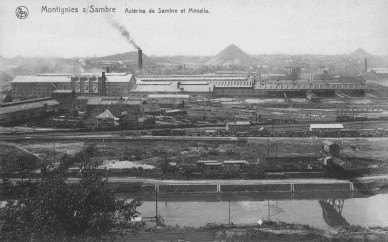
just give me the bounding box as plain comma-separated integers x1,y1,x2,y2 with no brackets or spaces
0,145,143,241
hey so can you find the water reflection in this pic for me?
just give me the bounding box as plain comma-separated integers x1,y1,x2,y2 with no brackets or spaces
120,189,388,228
319,198,349,227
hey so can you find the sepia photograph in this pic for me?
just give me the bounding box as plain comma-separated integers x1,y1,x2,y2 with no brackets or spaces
1,0,388,241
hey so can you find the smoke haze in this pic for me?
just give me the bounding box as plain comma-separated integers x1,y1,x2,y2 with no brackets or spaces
106,18,140,50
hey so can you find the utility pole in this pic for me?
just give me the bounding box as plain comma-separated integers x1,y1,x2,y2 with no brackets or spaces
268,200,271,221
155,186,158,217
275,140,278,158
267,136,270,158
52,128,56,161
228,200,231,225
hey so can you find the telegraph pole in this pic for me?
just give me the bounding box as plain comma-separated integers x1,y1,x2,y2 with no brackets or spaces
155,185,158,217
229,200,231,225
275,140,278,158
267,136,270,158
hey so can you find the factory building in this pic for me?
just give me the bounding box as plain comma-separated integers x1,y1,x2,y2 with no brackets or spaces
147,94,189,108
51,90,76,112
0,98,59,125
129,81,215,99
71,72,136,97
11,74,72,100
0,93,12,105
131,75,253,99
11,72,136,101
137,75,253,87
253,81,372,97
86,98,142,115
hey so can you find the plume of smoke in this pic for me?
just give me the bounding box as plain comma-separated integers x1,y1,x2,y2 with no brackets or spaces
106,18,140,50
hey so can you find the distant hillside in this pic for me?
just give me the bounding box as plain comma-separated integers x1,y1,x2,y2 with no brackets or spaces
350,48,372,58
206,44,253,66
95,51,151,63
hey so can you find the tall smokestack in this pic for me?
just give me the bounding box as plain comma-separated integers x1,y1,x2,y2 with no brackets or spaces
102,72,106,96
138,49,143,70
106,67,110,73
364,58,367,72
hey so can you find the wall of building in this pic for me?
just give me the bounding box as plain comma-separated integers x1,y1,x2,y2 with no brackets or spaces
12,82,71,100
0,99,59,124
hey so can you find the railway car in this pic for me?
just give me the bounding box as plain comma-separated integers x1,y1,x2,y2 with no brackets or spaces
358,129,378,137
151,128,171,136
171,129,185,136
354,115,367,121
375,128,388,137
339,129,358,137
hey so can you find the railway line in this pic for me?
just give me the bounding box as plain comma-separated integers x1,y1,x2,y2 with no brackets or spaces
1,134,388,142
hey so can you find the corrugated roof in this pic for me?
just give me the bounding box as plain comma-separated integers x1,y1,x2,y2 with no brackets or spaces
87,98,142,106
138,76,248,81
11,75,71,83
197,160,219,163
132,85,181,93
52,90,74,93
148,94,190,99
180,81,209,85
137,81,171,85
215,81,252,87
123,100,143,105
204,162,222,166
227,121,251,125
0,99,59,114
310,124,344,129
223,160,249,164
105,74,133,83
87,99,121,106
180,84,214,92
254,82,370,90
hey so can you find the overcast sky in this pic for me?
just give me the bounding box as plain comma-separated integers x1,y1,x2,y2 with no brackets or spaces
0,0,387,58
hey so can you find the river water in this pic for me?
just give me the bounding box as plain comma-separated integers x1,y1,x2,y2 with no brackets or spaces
125,191,388,228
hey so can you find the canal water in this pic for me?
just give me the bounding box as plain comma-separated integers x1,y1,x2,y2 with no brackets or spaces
2,191,387,229
124,191,388,228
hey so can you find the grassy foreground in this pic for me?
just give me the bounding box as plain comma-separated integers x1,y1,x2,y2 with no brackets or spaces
124,221,388,241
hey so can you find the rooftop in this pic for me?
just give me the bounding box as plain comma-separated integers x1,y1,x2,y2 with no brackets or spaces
52,90,74,94
310,124,344,129
223,160,249,164
11,73,134,83
0,99,59,114
180,83,214,92
227,121,251,125
197,160,219,164
368,68,388,74
131,85,180,93
254,82,371,90
137,76,248,82
105,74,134,83
11,75,71,83
87,98,142,106
148,94,190,99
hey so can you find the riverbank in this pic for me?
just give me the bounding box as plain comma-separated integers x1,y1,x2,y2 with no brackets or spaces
124,221,388,241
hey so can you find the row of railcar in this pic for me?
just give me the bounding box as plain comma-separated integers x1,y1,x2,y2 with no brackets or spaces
151,127,388,137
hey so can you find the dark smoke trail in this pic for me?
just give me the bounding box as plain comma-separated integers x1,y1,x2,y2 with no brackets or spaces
107,18,140,50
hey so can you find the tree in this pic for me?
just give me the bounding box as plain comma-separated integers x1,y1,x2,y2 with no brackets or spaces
0,145,143,241
288,67,301,81
318,70,334,81
0,143,42,178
